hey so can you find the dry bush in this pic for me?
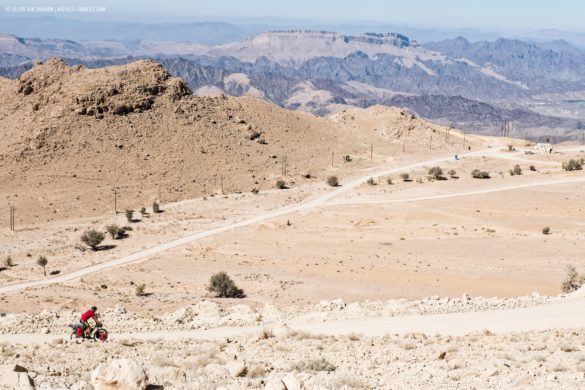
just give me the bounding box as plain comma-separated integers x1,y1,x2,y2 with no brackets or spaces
326,175,339,187
207,272,245,298
530,165,537,171
428,166,443,179
563,159,583,171
400,173,411,181
448,169,457,178
275,180,286,189
135,284,146,297
471,169,490,179
542,227,551,235
366,177,376,185
152,201,161,213
247,365,267,378
152,354,179,368
291,357,336,372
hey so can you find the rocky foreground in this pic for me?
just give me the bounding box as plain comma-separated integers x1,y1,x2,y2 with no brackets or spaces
1,325,585,389
1,293,584,389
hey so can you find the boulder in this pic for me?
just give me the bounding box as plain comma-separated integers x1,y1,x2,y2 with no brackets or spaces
91,359,149,390
265,372,303,390
0,364,35,389
226,361,247,378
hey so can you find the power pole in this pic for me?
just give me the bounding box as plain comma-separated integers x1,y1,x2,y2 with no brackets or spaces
113,188,118,214
9,206,14,232
331,152,334,166
463,132,466,148
370,144,373,160
220,176,224,194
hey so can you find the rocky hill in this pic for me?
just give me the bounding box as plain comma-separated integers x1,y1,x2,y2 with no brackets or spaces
0,59,455,222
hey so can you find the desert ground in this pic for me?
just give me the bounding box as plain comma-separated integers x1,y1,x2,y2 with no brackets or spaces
1,60,585,389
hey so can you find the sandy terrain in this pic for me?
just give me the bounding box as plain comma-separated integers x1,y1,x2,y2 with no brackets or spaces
1,59,585,389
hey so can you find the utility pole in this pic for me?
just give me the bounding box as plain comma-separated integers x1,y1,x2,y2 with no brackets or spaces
429,134,432,149
463,133,466,149
331,152,334,166
370,144,373,160
9,206,14,232
113,188,118,214
220,176,224,194
402,142,405,153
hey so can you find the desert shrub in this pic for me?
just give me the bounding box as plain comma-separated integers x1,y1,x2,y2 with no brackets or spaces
152,202,161,214
513,164,522,175
563,159,583,171
471,169,490,179
37,256,48,276
291,358,336,372
542,227,551,235
366,177,376,185
4,256,13,267
106,224,121,239
140,207,147,216
386,178,393,185
275,180,286,189
507,144,515,152
207,272,245,298
81,229,105,250
529,165,537,171
135,284,146,297
125,209,134,223
400,173,411,181
248,131,260,140
561,265,585,293
428,166,443,179
326,176,339,187
343,155,352,163
448,169,457,178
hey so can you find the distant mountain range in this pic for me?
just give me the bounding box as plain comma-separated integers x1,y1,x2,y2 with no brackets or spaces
1,29,584,141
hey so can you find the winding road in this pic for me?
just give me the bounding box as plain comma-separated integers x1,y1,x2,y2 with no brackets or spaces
1,144,585,343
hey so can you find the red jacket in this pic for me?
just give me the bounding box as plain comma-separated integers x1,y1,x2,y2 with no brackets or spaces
80,309,96,322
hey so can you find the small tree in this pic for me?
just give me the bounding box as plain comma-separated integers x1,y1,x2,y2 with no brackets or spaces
125,209,134,223
152,201,161,214
542,227,551,235
140,207,147,217
37,256,48,276
513,164,522,175
529,165,536,171
507,144,515,152
81,229,105,250
4,255,13,267
326,176,339,187
386,178,393,185
448,169,457,178
561,265,584,293
366,177,376,185
106,224,121,239
207,272,245,298
275,180,286,189
428,166,443,179
400,173,411,182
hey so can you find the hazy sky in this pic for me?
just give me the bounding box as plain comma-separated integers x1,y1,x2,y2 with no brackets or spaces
2,0,585,32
